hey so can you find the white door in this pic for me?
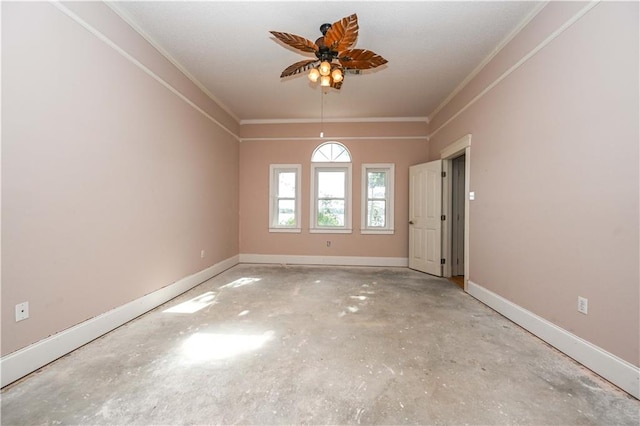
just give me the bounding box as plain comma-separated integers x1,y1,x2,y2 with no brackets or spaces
409,160,442,276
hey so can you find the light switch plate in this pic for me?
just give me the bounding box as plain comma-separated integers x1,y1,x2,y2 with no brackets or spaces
469,191,475,200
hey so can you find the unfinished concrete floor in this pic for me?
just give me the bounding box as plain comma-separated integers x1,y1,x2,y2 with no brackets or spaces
1,264,638,425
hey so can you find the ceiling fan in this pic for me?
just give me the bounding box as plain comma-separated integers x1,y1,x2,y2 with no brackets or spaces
270,14,388,90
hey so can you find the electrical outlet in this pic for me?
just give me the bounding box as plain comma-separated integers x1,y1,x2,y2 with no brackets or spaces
326,241,331,247
578,296,588,315
15,302,29,322
201,250,205,258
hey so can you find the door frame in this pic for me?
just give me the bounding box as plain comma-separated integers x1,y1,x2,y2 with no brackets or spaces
440,134,471,291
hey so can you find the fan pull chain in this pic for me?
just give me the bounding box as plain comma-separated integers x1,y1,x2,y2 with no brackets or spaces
320,88,324,138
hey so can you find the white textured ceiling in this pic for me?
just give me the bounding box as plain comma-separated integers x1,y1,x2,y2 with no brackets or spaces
108,1,543,122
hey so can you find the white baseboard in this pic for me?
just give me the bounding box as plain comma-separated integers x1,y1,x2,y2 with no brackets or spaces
0,255,239,388
239,254,409,267
468,280,640,399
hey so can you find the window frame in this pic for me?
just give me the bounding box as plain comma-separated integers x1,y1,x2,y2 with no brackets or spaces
361,163,395,234
310,142,353,234
269,164,302,233
310,162,353,234
311,142,352,163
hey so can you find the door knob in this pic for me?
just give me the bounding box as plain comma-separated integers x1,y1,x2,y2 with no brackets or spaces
409,220,414,225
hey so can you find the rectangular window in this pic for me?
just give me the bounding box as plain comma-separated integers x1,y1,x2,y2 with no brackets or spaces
361,164,395,234
269,164,301,232
310,164,352,233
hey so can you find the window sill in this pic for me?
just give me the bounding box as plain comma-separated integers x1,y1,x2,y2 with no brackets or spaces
309,228,353,234
360,229,395,235
269,228,302,233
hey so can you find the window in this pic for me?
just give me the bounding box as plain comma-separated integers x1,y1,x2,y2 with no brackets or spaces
310,142,352,233
269,164,301,232
311,142,351,162
361,164,395,234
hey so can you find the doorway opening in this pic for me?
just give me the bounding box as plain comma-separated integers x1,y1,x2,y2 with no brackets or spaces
407,135,470,289
441,134,471,291
449,154,466,289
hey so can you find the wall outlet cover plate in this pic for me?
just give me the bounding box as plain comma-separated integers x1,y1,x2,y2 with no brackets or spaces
15,302,29,322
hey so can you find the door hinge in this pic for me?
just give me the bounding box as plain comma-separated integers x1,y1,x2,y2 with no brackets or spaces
441,171,446,178
440,258,446,265
441,215,446,221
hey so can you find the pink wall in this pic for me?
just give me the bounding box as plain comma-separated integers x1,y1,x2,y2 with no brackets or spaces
428,2,587,132
3,0,637,377
239,122,428,258
428,2,639,366
63,2,239,135
1,2,239,356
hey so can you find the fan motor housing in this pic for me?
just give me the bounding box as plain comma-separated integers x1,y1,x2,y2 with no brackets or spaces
315,23,337,63
315,46,337,62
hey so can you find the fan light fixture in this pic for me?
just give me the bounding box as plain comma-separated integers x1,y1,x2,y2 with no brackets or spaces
270,14,387,90
312,61,342,87
308,68,320,82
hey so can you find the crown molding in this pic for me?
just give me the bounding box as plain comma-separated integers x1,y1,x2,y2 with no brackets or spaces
50,2,240,141
426,1,549,123
104,1,241,124
428,1,600,139
240,135,428,143
240,116,429,125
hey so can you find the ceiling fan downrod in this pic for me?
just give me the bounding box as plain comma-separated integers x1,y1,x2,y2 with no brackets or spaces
315,23,337,63
320,23,332,35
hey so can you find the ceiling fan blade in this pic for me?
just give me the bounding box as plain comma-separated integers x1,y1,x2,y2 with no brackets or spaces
280,59,319,78
338,49,388,70
324,14,358,52
269,31,318,53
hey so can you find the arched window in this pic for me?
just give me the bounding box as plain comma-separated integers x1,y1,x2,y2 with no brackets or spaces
310,142,352,233
311,142,352,163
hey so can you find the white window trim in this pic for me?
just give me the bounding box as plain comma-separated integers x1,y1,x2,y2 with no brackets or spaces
310,162,352,234
269,164,301,233
311,142,352,163
361,163,395,234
